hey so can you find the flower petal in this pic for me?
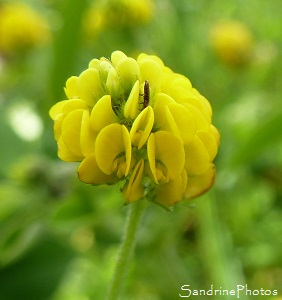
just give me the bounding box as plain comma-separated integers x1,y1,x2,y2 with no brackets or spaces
80,110,97,157
185,164,216,199
57,136,82,162
123,159,145,203
172,76,192,90
116,57,140,92
147,133,157,183
111,50,128,66
153,93,175,128
77,68,103,106
138,58,162,93
123,80,140,119
95,124,132,176
183,103,210,131
210,124,220,146
90,95,119,131
184,135,211,176
196,130,218,161
64,76,78,99
78,154,118,185
130,106,154,149
49,100,67,120
167,103,196,144
155,170,188,207
170,87,212,122
61,109,84,157
53,114,64,140
106,67,120,97
61,99,88,114
147,131,185,183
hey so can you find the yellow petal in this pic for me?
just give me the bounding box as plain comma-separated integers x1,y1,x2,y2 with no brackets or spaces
147,133,157,183
50,100,88,141
80,110,97,157
123,159,145,203
167,103,196,144
49,99,88,120
95,124,132,176
88,58,100,69
147,131,185,183
170,87,212,123
116,57,140,91
90,95,119,131
196,130,219,161
49,100,67,120
130,106,154,149
53,114,64,141
61,109,84,157
155,170,188,207
61,99,88,114
185,164,216,199
123,80,140,119
183,103,210,131
99,59,113,82
152,103,184,144
210,124,220,146
57,136,82,162
106,67,120,96
137,53,165,69
78,154,118,185
184,135,211,176
111,50,128,66
172,76,192,90
77,68,103,106
153,93,175,128
64,76,78,99
138,58,162,92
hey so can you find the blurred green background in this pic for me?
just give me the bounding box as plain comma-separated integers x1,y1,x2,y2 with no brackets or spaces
0,0,282,299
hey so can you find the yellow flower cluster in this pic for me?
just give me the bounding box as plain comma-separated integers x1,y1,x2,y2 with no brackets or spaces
50,51,220,207
83,0,154,38
210,20,254,66
0,3,50,56
104,0,154,27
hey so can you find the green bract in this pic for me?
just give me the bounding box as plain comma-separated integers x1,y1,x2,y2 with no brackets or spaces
50,51,220,207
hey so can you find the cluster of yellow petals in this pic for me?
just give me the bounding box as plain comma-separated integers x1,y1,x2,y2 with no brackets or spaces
210,20,254,66
0,3,50,56
50,51,220,207
83,0,154,38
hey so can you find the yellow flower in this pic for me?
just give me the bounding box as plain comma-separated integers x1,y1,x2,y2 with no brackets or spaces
210,20,254,66
83,8,104,40
50,51,220,207
83,0,154,37
0,3,50,56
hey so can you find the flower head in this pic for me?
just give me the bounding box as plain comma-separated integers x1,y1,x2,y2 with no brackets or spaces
0,3,50,56
50,51,220,207
83,0,154,38
210,20,254,66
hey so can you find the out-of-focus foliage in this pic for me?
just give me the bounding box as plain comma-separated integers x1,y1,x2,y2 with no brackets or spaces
0,0,281,299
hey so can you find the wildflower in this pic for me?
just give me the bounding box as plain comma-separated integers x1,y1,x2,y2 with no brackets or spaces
105,0,154,27
0,3,50,56
50,51,220,207
210,20,254,66
83,0,154,38
83,8,104,40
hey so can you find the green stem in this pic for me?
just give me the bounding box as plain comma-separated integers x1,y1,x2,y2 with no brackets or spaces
107,200,147,300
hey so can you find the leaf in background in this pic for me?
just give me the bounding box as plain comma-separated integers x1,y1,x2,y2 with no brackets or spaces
0,233,75,300
230,109,282,166
46,0,90,111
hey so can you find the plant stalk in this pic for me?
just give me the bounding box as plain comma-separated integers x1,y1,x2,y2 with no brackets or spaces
107,200,147,300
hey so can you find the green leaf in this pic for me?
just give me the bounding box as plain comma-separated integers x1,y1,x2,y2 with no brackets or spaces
0,233,75,300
